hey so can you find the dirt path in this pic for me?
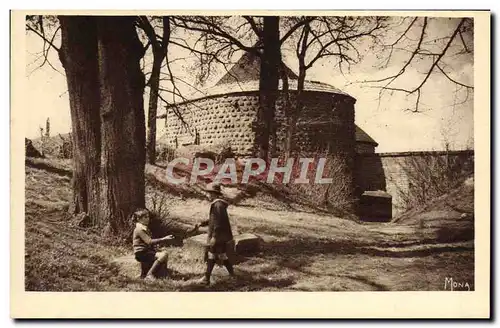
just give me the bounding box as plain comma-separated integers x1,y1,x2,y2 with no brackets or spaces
24,165,474,291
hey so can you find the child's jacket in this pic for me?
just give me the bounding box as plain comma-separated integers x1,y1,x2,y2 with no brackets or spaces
200,199,233,248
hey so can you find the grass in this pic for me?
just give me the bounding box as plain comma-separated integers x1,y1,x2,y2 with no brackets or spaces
24,160,475,292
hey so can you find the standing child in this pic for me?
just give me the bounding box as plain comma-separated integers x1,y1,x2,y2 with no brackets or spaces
195,183,236,286
132,208,174,280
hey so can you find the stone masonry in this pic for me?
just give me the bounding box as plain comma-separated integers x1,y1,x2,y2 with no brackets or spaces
165,93,258,155
160,52,362,210
164,90,356,159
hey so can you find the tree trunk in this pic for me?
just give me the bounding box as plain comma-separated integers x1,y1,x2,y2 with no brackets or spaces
286,24,309,159
285,64,306,159
59,16,102,223
146,51,163,164
280,62,291,159
96,17,146,236
146,16,170,164
256,16,280,161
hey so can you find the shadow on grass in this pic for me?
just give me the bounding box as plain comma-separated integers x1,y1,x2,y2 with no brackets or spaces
261,235,474,260
435,224,474,244
338,274,389,291
276,257,389,291
25,157,72,177
177,268,296,292
248,225,295,239
146,176,208,202
166,268,202,282
270,257,389,291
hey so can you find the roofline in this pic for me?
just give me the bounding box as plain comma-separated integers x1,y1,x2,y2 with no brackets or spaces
357,149,474,157
356,140,379,147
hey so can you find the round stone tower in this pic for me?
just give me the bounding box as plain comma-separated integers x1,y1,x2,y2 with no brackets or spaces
160,52,358,197
161,52,356,158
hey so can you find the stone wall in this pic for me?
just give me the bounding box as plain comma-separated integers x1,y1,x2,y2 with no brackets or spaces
164,90,356,160
276,91,356,159
355,150,474,216
163,90,357,201
164,93,258,155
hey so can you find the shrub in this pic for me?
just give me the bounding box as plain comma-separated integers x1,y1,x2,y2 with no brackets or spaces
58,133,73,159
156,144,176,163
286,152,356,215
145,189,174,238
394,151,474,211
211,140,236,165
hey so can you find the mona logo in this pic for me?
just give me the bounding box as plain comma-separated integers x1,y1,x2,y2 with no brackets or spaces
444,277,471,291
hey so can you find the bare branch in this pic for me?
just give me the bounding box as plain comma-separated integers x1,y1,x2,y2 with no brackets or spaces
458,28,470,53
436,64,473,89
305,18,384,70
172,16,259,55
243,16,262,38
158,93,189,129
280,16,315,45
364,17,472,113
409,18,466,94
379,17,418,68
162,16,170,53
138,16,159,45
389,17,418,47
363,18,428,86
26,25,60,52
26,23,63,76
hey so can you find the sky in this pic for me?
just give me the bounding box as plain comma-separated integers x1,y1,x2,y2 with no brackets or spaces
24,16,474,153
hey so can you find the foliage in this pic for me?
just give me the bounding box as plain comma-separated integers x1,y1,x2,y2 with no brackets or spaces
146,189,176,238
393,151,474,211
213,140,236,165
286,152,356,216
156,143,176,163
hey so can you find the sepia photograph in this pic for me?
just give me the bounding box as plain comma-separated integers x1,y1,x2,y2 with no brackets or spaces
11,10,490,318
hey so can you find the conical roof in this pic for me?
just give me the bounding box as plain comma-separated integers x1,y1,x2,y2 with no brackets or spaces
215,51,298,85
208,51,351,96
160,51,376,147
172,51,353,101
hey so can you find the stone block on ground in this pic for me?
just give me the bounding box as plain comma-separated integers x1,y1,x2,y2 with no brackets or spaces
233,233,261,254
183,233,262,261
358,190,392,222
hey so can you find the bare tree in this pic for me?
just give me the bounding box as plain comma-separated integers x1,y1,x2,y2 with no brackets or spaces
281,16,388,157
171,16,260,85
25,15,62,75
136,16,171,164
136,16,212,161
171,15,311,159
363,17,473,112
28,15,194,235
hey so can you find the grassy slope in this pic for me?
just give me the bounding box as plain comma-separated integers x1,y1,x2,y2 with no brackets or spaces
24,162,474,292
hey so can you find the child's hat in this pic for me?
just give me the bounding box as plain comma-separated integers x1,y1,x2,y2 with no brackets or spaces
205,182,222,194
